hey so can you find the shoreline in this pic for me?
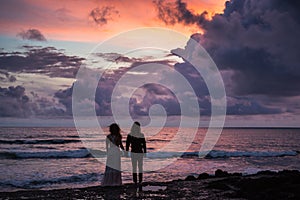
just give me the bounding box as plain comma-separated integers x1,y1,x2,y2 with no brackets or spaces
1,170,300,199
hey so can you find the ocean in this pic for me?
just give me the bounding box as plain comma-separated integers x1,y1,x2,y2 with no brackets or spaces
0,127,299,192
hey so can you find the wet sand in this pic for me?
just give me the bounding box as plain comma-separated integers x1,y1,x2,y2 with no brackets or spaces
1,170,299,199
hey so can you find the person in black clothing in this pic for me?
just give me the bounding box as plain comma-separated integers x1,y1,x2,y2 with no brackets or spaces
126,121,146,185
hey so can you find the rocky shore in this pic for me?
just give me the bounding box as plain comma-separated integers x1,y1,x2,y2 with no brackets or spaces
1,170,299,200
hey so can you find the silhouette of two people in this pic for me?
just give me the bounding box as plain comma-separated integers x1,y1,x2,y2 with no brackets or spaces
102,122,147,186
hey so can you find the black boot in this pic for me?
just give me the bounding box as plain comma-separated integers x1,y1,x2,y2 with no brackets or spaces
139,173,143,184
133,173,137,184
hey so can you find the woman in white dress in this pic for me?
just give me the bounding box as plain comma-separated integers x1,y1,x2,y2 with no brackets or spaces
101,123,124,186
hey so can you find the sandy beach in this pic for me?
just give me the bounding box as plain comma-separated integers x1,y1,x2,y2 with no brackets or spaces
1,170,299,200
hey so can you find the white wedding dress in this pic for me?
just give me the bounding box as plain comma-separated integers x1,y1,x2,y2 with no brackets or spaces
101,135,122,186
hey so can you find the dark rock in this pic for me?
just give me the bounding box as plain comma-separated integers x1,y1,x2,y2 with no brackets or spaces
257,170,277,176
280,170,300,176
185,175,196,181
197,173,210,179
231,172,242,177
215,169,230,177
1,170,300,200
206,180,231,190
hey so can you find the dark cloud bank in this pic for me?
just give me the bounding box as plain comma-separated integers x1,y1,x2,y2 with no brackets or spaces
155,0,300,97
0,46,84,117
54,60,181,117
202,0,300,97
0,45,84,78
0,86,64,117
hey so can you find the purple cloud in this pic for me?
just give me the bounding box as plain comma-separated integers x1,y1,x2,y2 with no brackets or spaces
129,83,180,116
54,59,181,117
0,71,16,82
17,29,47,41
94,52,146,63
0,46,84,78
89,6,119,26
0,85,64,117
200,0,300,97
153,0,208,26
0,86,29,117
55,51,280,117
172,32,287,115
156,0,300,97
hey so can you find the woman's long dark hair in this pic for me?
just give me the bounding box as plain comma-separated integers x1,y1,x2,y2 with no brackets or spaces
109,123,122,146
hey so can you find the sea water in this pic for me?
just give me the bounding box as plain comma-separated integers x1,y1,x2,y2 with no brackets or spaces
0,127,299,192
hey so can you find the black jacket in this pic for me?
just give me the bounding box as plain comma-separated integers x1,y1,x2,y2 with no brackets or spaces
126,133,146,153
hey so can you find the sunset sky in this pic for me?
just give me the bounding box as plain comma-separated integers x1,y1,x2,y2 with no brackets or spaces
0,0,224,41
0,0,300,127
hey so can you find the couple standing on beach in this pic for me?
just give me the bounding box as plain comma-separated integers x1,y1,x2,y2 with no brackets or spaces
101,122,147,186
